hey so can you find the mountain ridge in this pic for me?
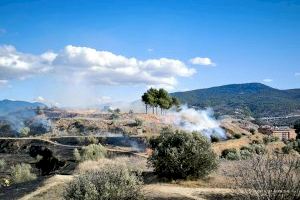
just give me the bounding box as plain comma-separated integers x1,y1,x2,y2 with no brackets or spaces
172,83,300,118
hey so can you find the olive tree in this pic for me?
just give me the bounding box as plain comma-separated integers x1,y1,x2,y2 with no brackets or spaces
148,128,218,179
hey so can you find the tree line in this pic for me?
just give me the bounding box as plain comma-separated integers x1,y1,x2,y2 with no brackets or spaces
141,88,180,114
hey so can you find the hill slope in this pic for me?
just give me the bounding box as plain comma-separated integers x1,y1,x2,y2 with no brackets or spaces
172,83,300,118
0,99,46,116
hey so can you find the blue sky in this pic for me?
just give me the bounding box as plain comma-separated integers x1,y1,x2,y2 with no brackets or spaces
0,0,299,106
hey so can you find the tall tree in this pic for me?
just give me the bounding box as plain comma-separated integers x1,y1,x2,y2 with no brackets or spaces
141,88,180,115
141,92,150,114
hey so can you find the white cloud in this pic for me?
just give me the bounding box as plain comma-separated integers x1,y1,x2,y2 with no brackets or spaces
0,45,196,89
263,78,273,83
295,72,300,76
53,45,195,88
189,57,216,66
0,45,53,81
147,48,154,52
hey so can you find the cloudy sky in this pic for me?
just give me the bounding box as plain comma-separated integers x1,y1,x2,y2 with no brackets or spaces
0,0,299,106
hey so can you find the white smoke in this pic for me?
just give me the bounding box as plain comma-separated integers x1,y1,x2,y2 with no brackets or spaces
165,106,226,139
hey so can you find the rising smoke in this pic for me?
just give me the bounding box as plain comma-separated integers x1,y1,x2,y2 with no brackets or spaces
165,106,227,139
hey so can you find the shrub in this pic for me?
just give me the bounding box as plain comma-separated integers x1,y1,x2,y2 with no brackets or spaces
10,163,36,183
73,148,81,161
19,127,30,137
226,152,240,160
233,154,300,200
250,144,266,155
240,149,252,160
0,159,6,171
251,139,263,144
240,146,253,152
249,128,256,135
148,129,218,179
210,135,220,143
263,136,279,144
75,144,107,162
221,148,238,158
233,133,242,139
64,161,143,200
86,136,98,144
282,145,293,154
135,118,143,127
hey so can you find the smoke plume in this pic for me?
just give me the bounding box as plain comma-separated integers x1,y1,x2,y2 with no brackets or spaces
165,106,226,139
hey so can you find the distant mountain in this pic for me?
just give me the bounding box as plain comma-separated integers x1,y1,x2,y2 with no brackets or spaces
0,99,46,116
172,83,300,118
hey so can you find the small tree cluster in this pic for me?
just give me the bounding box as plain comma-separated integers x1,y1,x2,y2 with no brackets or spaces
74,144,107,162
64,161,143,200
10,163,37,184
148,128,218,179
141,88,180,114
221,144,266,161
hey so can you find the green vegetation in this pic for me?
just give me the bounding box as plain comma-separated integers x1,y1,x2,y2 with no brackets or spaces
10,163,37,183
282,145,293,154
64,161,143,200
19,127,30,137
249,128,256,135
233,133,242,139
0,159,6,171
172,83,300,118
142,88,180,114
74,144,107,162
263,135,279,144
135,118,143,126
222,144,266,161
284,139,300,154
148,129,218,179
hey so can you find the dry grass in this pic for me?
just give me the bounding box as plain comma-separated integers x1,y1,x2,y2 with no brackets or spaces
75,156,148,174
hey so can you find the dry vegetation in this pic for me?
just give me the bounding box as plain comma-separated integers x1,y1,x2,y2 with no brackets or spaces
0,112,299,200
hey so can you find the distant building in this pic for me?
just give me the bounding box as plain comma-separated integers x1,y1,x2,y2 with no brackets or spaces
259,125,297,141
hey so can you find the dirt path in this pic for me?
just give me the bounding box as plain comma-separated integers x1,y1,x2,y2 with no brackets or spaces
19,175,73,200
143,184,233,200
18,175,233,200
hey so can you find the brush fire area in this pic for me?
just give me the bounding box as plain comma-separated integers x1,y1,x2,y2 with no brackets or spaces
0,106,299,200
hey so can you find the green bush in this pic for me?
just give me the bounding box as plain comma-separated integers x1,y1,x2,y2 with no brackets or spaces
226,152,240,160
240,149,252,160
249,128,256,135
263,136,279,144
135,118,143,127
19,127,30,137
148,129,218,179
250,144,266,155
64,161,143,200
86,136,98,144
221,148,238,158
0,159,6,171
10,163,36,183
282,145,293,154
74,144,107,162
240,146,254,153
233,133,242,139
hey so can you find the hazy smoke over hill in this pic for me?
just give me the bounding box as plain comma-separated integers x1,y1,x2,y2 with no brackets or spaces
165,106,226,139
